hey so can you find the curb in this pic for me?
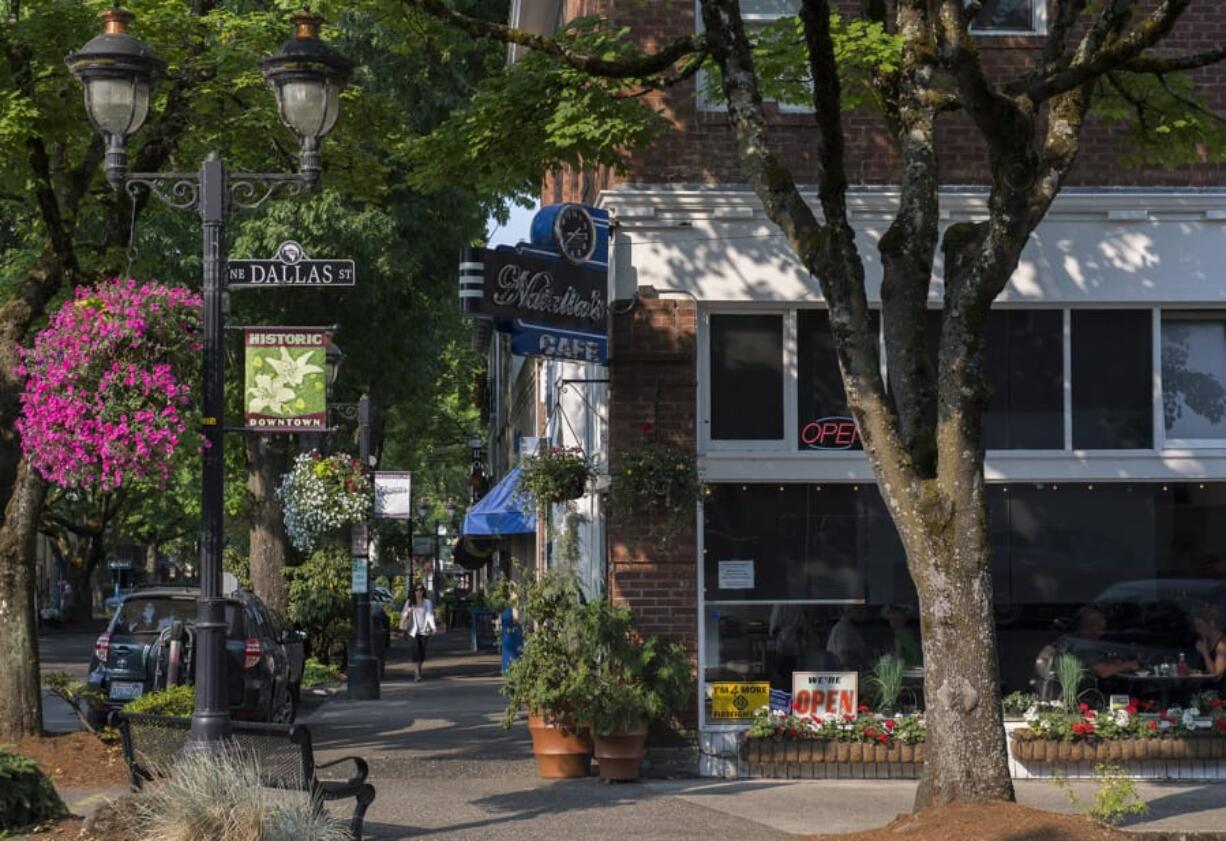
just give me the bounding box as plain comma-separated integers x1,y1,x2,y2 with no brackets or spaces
1128,834,1226,841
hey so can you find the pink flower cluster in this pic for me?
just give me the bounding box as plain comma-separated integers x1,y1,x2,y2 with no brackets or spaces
17,279,202,491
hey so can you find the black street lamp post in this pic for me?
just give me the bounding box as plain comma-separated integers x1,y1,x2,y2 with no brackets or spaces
348,393,380,700
68,8,350,745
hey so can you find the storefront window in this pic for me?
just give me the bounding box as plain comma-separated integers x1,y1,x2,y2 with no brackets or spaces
709,314,784,440
702,482,1226,724
1072,310,1152,449
1162,312,1226,443
796,310,877,451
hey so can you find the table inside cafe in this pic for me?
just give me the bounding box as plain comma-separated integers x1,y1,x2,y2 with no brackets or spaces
1115,666,1218,709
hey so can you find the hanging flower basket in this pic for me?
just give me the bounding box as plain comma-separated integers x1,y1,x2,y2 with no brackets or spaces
608,439,701,549
278,450,372,553
519,447,594,507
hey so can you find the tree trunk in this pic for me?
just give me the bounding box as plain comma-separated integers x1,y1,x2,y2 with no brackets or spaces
909,493,1015,807
247,434,290,613
0,460,46,740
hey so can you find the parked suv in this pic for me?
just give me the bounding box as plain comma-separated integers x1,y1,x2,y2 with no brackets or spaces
87,587,304,724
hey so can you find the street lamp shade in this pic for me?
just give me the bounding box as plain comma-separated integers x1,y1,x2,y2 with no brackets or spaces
66,8,164,189
418,499,430,520
261,11,352,180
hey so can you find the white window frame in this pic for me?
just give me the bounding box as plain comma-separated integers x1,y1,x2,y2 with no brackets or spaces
970,0,1048,36
1157,309,1226,450
699,306,793,452
694,0,813,113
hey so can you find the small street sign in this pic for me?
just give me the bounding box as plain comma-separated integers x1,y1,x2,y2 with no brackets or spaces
227,240,355,288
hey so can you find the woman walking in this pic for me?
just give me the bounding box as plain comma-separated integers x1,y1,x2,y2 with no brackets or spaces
402,584,437,682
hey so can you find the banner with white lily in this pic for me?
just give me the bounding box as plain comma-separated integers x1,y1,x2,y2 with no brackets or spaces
244,328,328,431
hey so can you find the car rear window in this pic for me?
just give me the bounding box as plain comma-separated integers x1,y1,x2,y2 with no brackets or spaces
112,597,247,639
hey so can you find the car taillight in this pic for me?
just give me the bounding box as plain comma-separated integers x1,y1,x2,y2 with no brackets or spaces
243,638,261,670
94,632,111,663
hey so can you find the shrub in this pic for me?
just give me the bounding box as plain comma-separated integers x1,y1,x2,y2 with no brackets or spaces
608,438,701,549
132,745,347,841
302,658,344,688
1055,764,1150,827
288,546,352,665
126,684,195,717
0,747,67,832
1002,690,1038,716
518,446,593,507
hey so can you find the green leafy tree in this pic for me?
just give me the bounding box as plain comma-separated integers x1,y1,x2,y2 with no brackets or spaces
407,0,1226,807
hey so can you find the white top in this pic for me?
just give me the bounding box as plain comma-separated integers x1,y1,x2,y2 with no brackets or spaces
402,597,437,638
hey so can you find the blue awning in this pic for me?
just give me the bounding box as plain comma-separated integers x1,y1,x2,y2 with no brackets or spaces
462,466,536,537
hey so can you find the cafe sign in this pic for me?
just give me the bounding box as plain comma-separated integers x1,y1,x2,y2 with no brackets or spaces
243,328,328,432
469,247,607,333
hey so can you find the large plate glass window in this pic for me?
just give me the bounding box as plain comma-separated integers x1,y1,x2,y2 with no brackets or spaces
709,313,784,440
695,0,806,111
1071,310,1152,449
971,0,1043,33
1161,312,1226,445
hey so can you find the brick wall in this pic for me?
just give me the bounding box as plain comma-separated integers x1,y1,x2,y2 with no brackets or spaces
543,1,1226,189
606,290,699,656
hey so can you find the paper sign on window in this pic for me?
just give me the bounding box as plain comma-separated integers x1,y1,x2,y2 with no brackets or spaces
791,672,859,720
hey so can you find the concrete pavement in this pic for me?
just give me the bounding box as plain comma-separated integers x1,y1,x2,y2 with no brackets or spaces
300,629,1226,840
38,630,101,732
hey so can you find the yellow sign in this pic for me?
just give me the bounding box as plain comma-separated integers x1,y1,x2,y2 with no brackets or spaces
709,682,770,721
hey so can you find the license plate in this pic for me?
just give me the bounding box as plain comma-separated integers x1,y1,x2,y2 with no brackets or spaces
109,681,144,701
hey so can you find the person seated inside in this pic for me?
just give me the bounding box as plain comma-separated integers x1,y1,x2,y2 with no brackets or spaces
826,605,868,671
882,604,922,667
1061,604,1140,680
1193,603,1226,683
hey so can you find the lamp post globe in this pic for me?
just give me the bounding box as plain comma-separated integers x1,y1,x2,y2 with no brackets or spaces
261,10,353,184
418,499,430,522
65,8,165,190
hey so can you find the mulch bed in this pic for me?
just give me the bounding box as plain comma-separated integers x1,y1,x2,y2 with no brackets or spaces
805,802,1131,841
12,731,128,788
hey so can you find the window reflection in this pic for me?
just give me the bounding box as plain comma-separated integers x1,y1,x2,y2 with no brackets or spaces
973,0,1034,31
1163,313,1226,440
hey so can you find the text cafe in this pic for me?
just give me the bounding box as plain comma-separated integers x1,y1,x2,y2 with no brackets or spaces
597,190,1226,767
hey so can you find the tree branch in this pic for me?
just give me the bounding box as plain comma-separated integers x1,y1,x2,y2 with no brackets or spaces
1125,45,1226,74
1030,0,1195,100
404,0,706,78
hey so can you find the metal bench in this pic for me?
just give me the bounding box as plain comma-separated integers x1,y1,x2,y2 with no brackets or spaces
110,711,376,839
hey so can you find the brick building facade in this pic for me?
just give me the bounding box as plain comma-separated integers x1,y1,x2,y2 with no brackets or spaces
483,1,1226,776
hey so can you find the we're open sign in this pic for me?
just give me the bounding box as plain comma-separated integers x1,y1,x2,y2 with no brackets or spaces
791,672,858,720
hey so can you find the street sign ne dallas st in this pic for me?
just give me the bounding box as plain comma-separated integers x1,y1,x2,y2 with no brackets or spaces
227,240,355,287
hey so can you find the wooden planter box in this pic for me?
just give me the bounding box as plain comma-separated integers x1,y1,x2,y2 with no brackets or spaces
743,738,925,779
1010,734,1226,763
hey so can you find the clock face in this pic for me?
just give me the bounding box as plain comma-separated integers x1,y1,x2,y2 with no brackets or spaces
553,204,597,265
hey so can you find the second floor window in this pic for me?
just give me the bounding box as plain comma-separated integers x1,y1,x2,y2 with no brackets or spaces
972,0,1044,34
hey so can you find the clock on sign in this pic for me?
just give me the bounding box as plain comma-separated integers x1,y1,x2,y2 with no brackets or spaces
553,203,597,265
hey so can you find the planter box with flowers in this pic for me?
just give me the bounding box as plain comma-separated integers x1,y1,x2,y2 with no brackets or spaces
1010,698,1226,767
741,707,926,779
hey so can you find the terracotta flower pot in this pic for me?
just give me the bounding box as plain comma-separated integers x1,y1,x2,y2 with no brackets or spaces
593,728,648,782
528,715,592,779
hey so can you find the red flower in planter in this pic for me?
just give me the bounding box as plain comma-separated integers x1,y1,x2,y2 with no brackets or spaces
1126,704,1139,715
787,727,800,738
640,422,654,437
1072,722,1095,736
884,719,896,731
1147,720,1160,731
1211,698,1226,710
843,714,856,722
1079,703,1090,713
1142,700,1157,712
1214,718,1226,732
858,705,870,714
864,727,879,740
1085,710,1098,720
876,733,889,744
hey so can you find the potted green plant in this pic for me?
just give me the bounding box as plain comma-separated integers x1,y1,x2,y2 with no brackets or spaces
519,446,594,506
501,571,595,778
579,600,692,782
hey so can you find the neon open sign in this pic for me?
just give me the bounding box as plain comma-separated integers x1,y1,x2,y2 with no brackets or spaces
800,416,860,450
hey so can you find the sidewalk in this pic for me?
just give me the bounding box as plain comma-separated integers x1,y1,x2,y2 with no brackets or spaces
300,630,1226,840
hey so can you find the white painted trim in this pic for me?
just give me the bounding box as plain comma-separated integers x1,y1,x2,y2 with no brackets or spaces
696,498,707,732
1154,307,1166,451
1062,308,1073,451
700,450,1226,483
